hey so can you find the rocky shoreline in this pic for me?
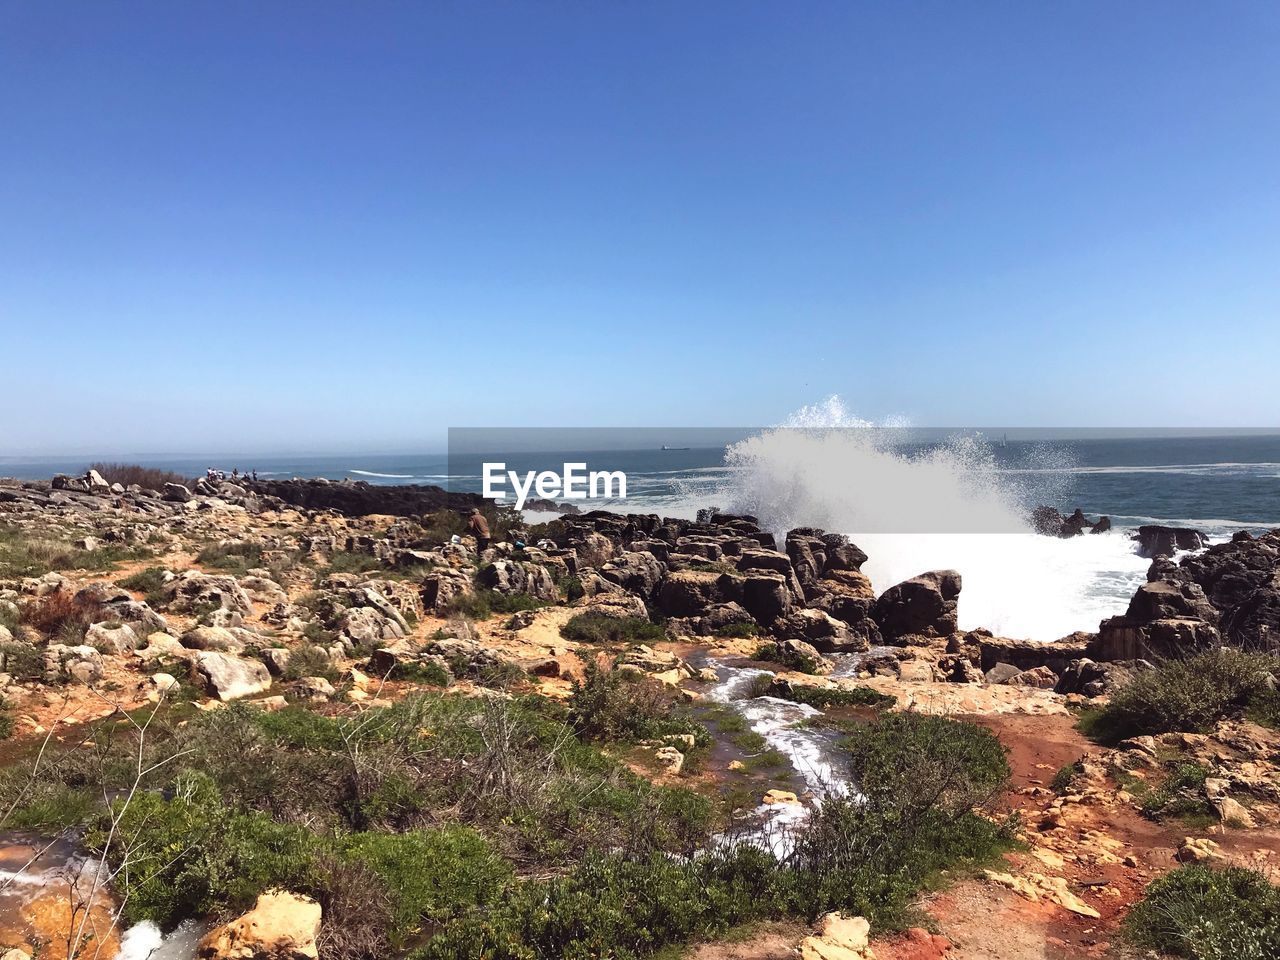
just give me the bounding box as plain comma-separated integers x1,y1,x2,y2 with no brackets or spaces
0,471,1277,960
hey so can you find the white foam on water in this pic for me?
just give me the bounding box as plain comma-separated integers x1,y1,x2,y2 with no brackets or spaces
707,396,1147,640
706,660,852,856
115,919,208,960
856,531,1149,641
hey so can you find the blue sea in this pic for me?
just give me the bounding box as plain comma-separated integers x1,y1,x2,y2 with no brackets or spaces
5,433,1277,532
4,432,1278,642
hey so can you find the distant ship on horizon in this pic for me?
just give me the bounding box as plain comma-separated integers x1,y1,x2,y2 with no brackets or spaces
661,445,691,451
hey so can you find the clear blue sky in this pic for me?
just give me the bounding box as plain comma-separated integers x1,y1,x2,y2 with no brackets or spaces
2,2,1278,455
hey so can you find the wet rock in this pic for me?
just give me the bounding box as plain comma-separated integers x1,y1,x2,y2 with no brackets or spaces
872,570,961,642
1136,525,1206,559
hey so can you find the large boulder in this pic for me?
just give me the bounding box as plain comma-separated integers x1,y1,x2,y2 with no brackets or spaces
775,608,868,653
164,572,253,618
338,606,407,647
421,568,474,613
476,560,558,601
1125,579,1218,624
599,551,667,598
84,621,140,655
43,644,104,684
198,889,321,960
739,572,794,626
192,651,271,701
871,570,962,642
655,569,741,618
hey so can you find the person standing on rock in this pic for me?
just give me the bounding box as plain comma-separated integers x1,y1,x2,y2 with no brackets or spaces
467,508,491,555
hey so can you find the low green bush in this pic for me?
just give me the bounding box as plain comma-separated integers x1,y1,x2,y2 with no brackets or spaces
848,713,1010,824
322,551,385,576
0,641,44,681
1140,763,1216,823
414,846,781,960
1051,760,1084,794
753,641,823,675
774,684,894,709
1125,864,1280,960
283,644,341,683
118,565,169,596
446,589,548,621
569,663,708,746
560,613,664,645
1091,651,1280,742
712,621,759,639
91,771,319,929
342,827,513,943
196,541,265,573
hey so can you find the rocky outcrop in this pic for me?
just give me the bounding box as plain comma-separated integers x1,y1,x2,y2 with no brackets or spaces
164,571,254,619
476,560,558,601
871,570,961,642
775,608,868,653
198,889,321,960
1094,578,1222,660
1135,525,1206,559
1032,507,1112,538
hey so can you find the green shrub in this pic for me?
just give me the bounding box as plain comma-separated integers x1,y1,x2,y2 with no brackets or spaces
569,663,708,745
197,541,265,573
118,566,169,596
1051,760,1084,794
415,846,781,960
848,713,1010,825
91,771,318,929
0,642,44,681
774,684,894,709
1140,763,1215,823
342,827,513,943
561,613,664,645
283,644,341,683
323,551,385,576
1125,865,1280,960
559,577,585,603
753,641,823,675
393,658,453,686
712,621,759,639
1093,651,1280,742
1245,687,1280,730
445,589,548,621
